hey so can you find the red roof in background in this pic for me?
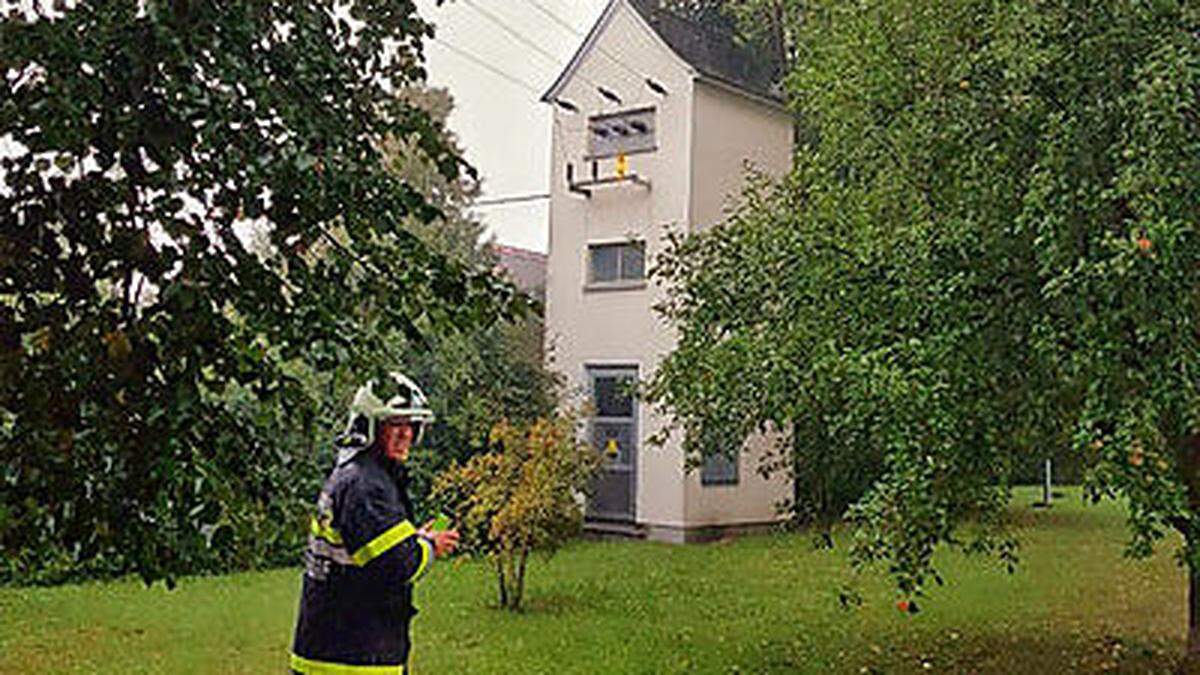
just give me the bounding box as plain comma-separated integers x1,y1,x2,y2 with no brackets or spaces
489,244,547,296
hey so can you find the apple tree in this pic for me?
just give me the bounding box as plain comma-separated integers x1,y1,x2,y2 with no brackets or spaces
647,0,1200,661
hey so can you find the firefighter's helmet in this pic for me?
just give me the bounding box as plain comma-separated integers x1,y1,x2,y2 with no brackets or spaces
337,372,434,464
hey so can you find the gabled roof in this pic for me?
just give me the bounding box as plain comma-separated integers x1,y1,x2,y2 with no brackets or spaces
541,0,783,106
628,0,782,102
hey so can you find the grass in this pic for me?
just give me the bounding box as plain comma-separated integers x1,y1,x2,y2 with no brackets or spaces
0,487,1187,674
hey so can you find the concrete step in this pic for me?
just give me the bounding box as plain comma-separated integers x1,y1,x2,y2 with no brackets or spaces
583,519,646,539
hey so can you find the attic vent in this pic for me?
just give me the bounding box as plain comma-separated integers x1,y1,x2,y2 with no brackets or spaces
587,107,656,159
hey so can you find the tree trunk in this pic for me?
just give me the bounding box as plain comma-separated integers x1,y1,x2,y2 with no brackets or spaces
513,547,529,612
792,431,805,525
1178,435,1200,673
1182,558,1200,674
1176,552,1200,672
495,555,508,609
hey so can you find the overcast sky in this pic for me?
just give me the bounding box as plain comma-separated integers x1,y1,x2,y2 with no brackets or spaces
3,0,607,253
414,0,610,253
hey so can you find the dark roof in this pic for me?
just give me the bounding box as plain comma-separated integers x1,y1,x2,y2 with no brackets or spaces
628,0,782,102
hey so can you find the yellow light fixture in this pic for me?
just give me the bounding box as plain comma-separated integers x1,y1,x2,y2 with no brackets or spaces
615,152,628,179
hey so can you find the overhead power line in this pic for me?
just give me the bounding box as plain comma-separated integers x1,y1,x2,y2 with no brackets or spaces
428,32,586,186
472,193,551,207
521,0,581,35
459,0,565,71
519,0,652,85
425,37,576,213
429,36,542,96
457,0,629,105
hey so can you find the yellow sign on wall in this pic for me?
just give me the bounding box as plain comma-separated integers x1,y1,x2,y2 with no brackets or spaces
615,153,628,179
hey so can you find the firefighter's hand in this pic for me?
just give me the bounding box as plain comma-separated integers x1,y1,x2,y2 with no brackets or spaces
420,522,460,558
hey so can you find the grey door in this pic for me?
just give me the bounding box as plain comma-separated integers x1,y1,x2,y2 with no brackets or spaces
586,366,638,522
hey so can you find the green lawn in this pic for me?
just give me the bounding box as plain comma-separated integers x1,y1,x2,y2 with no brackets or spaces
0,488,1187,673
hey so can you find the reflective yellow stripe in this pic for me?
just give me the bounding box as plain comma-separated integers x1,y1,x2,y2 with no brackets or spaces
410,537,433,583
310,516,344,545
351,520,416,566
289,653,404,674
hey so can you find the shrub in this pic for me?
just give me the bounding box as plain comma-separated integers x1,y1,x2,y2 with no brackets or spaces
430,415,600,611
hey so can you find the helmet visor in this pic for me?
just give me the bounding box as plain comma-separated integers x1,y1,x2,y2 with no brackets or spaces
379,415,425,446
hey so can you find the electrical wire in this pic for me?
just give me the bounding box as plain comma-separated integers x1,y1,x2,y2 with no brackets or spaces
425,17,620,216
426,36,585,213
458,0,566,71
428,36,543,96
456,0,627,106
519,0,656,88
472,193,550,207
468,115,584,212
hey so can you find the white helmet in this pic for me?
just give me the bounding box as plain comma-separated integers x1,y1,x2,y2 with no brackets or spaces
336,371,435,465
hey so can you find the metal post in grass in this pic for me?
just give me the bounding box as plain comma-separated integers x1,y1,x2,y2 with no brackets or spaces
1043,458,1052,507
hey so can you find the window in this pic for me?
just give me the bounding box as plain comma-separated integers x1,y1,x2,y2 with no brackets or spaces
588,107,656,159
588,241,645,285
701,452,739,486
593,373,635,418
695,426,739,486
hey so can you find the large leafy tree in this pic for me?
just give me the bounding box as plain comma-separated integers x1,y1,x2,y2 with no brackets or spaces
647,0,1200,661
0,1,521,584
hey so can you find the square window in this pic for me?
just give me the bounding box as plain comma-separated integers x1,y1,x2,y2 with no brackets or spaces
701,452,739,486
588,241,645,285
592,421,634,465
696,426,738,486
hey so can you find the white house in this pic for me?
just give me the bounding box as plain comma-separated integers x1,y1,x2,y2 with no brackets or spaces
542,0,794,542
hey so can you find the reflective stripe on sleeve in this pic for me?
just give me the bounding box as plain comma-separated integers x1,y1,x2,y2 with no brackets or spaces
351,520,417,566
409,536,434,583
289,653,404,674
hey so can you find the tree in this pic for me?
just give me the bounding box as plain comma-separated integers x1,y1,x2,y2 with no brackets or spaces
646,0,1200,662
383,86,492,270
379,86,560,505
429,415,600,611
0,1,523,585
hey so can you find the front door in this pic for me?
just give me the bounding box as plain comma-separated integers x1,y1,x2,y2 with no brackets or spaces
586,365,638,522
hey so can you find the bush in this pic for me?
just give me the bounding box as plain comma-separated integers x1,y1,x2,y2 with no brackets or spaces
429,415,600,611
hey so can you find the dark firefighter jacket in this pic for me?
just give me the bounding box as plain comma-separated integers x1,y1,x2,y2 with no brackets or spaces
290,449,434,674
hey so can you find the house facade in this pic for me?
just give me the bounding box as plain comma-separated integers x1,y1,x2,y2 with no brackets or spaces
542,0,793,542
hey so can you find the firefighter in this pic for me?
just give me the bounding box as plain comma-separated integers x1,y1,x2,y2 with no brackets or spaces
290,372,459,674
